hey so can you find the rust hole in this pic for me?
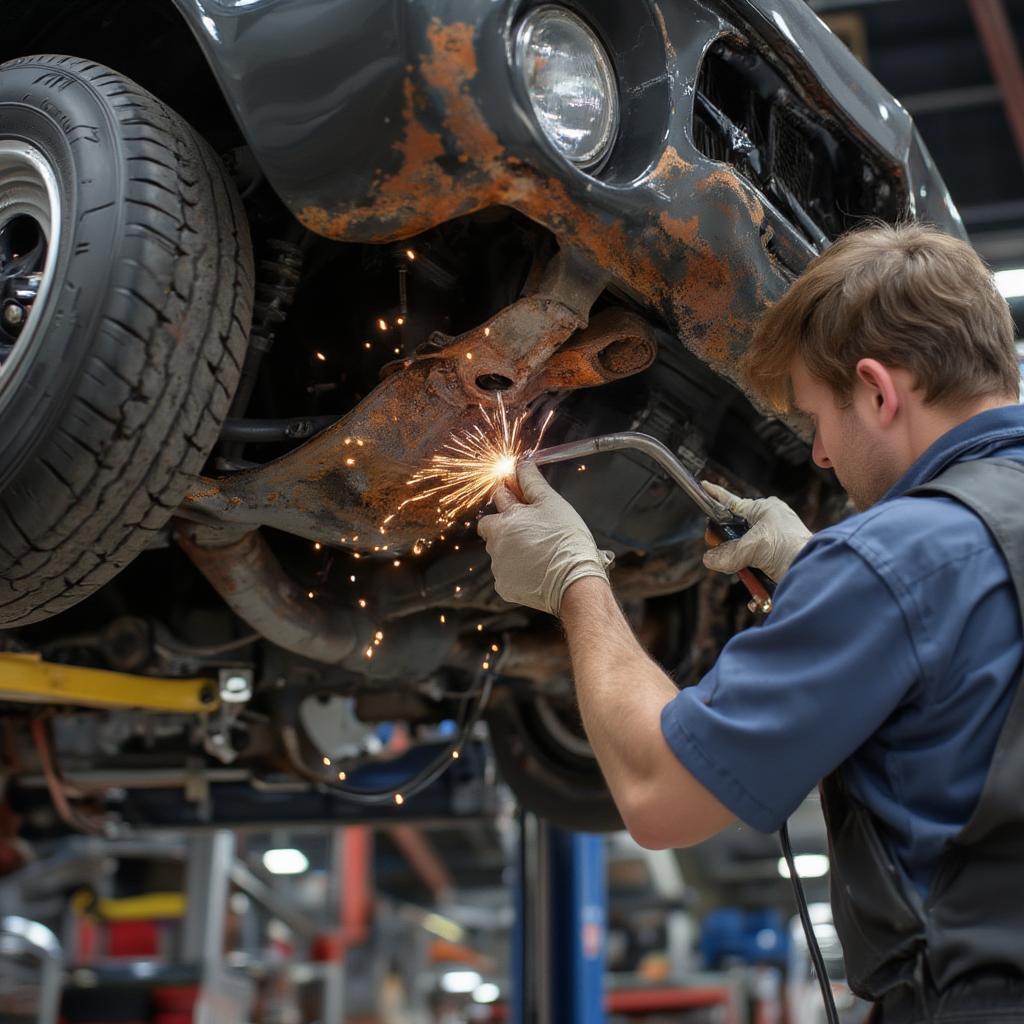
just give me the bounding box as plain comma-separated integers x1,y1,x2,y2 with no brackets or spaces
598,337,649,377
475,373,515,392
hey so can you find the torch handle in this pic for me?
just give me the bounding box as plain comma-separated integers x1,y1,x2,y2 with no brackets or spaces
705,520,775,614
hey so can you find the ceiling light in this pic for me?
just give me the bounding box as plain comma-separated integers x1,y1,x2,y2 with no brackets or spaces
777,853,829,879
995,269,1024,299
473,982,501,1004
421,912,464,943
807,902,833,924
440,970,482,994
262,848,310,875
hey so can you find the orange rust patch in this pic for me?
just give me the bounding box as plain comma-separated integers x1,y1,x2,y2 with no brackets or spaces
657,211,700,248
423,19,478,89
655,212,747,370
299,20,503,241
183,486,221,502
423,18,505,170
299,76,454,238
678,252,736,323
648,144,693,183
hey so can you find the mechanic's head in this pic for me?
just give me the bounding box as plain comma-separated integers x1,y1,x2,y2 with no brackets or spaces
747,222,1020,509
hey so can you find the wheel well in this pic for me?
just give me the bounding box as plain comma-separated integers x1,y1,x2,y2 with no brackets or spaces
0,0,242,150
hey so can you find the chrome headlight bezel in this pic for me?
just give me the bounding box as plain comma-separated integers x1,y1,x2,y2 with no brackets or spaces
513,6,620,171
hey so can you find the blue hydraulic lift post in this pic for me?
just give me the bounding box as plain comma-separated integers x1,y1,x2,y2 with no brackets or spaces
512,812,607,1024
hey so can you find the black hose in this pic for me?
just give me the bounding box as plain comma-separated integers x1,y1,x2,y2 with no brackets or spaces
780,822,840,1024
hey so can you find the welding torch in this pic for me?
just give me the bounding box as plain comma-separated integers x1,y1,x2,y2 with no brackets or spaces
524,432,775,614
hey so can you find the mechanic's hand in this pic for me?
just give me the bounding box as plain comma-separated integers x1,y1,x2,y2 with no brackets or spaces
700,481,811,583
478,461,614,617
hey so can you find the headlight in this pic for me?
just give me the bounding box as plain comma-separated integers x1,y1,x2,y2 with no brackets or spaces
514,6,618,169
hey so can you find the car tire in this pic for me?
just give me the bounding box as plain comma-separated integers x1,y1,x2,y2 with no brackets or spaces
0,55,253,627
487,695,624,833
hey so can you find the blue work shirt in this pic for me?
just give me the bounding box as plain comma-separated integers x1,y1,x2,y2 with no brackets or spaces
661,404,1024,895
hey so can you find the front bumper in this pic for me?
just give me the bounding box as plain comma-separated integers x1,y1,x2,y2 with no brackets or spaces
173,0,951,396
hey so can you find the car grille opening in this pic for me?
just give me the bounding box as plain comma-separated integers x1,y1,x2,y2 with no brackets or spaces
693,37,903,249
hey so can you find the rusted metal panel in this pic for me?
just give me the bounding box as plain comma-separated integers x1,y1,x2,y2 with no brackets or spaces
519,309,658,402
294,15,781,392
183,254,662,550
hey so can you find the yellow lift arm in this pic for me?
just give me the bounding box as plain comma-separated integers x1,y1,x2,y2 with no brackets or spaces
0,653,218,713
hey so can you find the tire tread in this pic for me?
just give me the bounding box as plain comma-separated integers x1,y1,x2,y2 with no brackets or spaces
0,54,253,626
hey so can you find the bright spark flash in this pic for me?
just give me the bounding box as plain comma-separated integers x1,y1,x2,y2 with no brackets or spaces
400,394,553,523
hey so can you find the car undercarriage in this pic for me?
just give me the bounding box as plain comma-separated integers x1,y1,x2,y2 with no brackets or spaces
0,0,962,838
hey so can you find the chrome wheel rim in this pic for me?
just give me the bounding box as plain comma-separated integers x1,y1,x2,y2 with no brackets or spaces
0,140,62,393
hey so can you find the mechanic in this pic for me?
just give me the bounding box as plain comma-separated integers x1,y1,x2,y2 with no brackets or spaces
478,222,1024,1020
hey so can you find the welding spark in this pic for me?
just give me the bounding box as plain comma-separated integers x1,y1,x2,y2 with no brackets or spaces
399,394,553,525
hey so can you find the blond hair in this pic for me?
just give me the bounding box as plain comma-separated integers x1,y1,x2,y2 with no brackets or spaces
746,222,1019,412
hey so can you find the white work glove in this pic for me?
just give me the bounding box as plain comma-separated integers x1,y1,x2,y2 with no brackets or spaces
700,481,811,583
478,461,614,617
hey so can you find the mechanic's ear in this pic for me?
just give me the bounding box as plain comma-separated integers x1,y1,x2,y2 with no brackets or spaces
855,358,899,428
516,461,551,504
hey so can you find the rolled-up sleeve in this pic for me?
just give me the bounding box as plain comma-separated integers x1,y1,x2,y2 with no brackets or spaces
661,535,922,832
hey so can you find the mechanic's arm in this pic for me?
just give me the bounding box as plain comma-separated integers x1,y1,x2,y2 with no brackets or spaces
559,481,814,842
478,462,734,849
558,575,735,848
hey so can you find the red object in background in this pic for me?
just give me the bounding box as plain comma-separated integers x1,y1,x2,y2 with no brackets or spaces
152,984,198,1024
483,987,738,1023
607,986,738,1023
311,932,342,961
341,826,373,949
73,915,99,963
314,826,375,964
106,920,159,958
152,985,199,1012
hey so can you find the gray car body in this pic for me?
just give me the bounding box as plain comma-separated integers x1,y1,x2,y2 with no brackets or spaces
167,0,962,399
